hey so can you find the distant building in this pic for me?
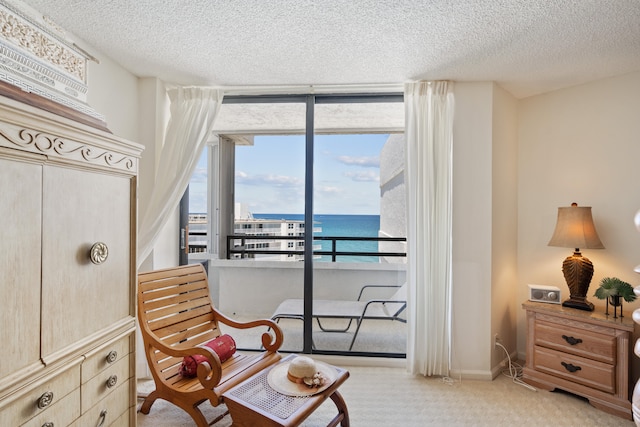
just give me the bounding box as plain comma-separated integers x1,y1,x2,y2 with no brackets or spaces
187,203,321,260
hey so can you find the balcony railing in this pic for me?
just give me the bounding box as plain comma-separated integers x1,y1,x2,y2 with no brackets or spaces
188,231,406,259
225,234,406,261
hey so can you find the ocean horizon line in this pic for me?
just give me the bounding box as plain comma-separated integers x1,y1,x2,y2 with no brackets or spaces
253,213,380,217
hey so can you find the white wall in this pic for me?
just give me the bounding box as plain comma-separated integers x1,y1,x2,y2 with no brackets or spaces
136,78,175,271
86,53,139,141
451,82,495,378
517,71,640,377
449,82,519,379
379,133,407,262
490,84,519,371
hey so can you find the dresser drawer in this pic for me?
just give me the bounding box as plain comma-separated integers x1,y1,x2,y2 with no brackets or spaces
82,333,131,384
70,379,131,427
533,345,615,394
0,361,80,426
535,319,616,363
110,407,134,427
21,387,80,427
81,353,131,412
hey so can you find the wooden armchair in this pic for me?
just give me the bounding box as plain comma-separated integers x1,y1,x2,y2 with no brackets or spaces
137,263,283,426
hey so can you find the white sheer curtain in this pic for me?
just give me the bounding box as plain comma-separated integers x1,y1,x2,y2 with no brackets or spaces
138,87,224,267
405,81,454,376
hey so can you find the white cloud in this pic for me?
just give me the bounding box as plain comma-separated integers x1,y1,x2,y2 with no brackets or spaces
336,155,379,167
236,171,302,187
315,185,343,195
190,166,208,183
344,170,379,182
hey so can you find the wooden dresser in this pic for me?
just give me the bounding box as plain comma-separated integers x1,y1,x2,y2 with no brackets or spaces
522,301,634,420
0,94,142,426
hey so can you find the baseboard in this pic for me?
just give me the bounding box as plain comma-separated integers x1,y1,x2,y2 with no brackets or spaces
311,354,407,369
491,349,519,380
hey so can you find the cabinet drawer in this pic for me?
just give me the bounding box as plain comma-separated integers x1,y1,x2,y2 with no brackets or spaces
110,407,134,427
0,362,80,426
21,387,80,427
533,345,615,394
70,379,131,427
535,319,616,363
81,353,131,412
82,333,131,383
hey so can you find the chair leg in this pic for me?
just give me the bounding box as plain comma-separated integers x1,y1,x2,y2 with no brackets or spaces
139,390,159,414
139,391,213,427
182,403,211,427
348,318,364,351
329,390,350,427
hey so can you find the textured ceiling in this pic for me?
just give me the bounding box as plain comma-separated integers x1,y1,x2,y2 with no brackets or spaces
17,0,640,98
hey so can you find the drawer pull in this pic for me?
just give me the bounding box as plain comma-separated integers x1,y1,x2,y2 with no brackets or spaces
97,409,108,427
42,423,54,427
106,374,118,388
561,361,582,373
37,391,54,409
561,335,583,345
106,350,118,363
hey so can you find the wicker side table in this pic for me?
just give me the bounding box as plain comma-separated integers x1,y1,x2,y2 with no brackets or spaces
223,354,350,427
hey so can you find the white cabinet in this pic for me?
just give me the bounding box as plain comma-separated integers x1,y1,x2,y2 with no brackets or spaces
0,94,142,426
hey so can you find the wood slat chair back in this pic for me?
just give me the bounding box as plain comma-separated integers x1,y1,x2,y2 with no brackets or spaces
138,263,283,427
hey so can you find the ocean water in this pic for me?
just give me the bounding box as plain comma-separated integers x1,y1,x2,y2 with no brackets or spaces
253,213,380,263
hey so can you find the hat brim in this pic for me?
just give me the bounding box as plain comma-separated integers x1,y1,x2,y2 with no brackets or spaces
267,359,337,397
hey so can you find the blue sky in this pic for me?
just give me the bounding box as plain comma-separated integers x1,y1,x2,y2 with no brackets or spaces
189,133,389,215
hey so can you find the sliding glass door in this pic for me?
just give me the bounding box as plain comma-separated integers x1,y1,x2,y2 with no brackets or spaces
186,93,406,357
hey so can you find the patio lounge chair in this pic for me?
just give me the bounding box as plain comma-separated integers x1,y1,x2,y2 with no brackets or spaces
271,284,406,350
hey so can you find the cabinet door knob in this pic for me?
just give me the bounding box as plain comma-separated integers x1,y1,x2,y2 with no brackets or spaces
561,335,583,345
90,242,109,264
36,391,54,409
561,361,582,373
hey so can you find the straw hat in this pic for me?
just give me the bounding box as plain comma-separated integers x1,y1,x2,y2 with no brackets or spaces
267,355,337,397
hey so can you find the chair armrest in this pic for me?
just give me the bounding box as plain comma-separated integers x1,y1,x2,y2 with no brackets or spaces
356,284,402,301
213,308,284,352
141,329,223,388
361,299,408,318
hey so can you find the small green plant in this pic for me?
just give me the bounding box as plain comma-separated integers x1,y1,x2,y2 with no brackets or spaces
593,277,637,302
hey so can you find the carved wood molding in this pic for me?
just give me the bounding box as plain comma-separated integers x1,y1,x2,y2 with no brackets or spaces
0,1,106,124
0,124,136,173
0,80,109,132
0,129,137,171
0,6,85,81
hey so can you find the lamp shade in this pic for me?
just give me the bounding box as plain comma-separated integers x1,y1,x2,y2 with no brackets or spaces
548,205,604,250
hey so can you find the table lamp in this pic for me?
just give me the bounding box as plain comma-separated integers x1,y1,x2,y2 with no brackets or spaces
548,203,604,311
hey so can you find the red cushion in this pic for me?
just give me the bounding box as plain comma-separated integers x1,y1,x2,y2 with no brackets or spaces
180,334,237,377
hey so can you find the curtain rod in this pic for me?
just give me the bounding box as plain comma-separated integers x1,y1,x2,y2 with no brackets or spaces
165,83,404,96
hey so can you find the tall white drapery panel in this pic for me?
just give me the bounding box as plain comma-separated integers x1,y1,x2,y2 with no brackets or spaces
404,81,454,376
138,87,223,267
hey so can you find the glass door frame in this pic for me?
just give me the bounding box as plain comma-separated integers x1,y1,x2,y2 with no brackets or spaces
221,92,404,356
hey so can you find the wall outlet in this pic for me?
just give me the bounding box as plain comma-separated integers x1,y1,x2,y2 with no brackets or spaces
494,333,500,347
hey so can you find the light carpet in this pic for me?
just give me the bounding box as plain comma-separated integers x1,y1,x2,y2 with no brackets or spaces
137,364,634,426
